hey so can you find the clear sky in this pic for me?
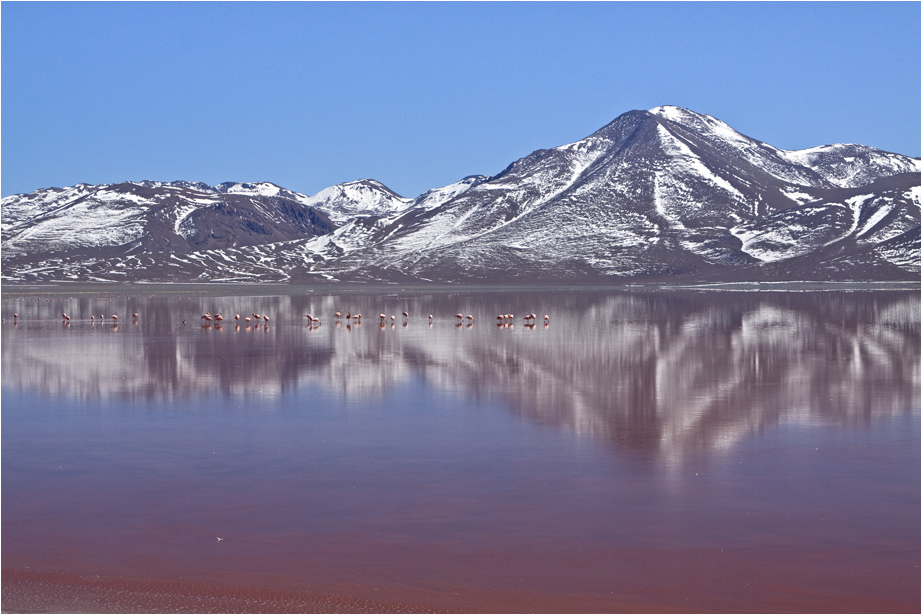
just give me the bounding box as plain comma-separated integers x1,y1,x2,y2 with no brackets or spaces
2,2,920,199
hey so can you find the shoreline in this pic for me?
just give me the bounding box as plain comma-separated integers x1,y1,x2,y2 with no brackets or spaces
4,561,915,614
0,568,454,614
0,568,653,614
2,280,919,297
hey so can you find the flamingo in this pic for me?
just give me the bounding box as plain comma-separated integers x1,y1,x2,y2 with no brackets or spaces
428,315,433,325
455,313,463,322
202,314,213,322
544,314,550,325
111,315,118,322
354,314,361,322
467,314,474,322
214,314,223,321
61,313,70,321
305,313,314,322
334,311,343,319
346,312,351,320
402,311,409,321
263,315,269,322
244,317,251,322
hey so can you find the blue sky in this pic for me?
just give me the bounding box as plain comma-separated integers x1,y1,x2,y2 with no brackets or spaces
2,2,919,199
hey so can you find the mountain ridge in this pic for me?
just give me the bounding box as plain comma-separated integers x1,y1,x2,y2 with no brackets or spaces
2,106,919,284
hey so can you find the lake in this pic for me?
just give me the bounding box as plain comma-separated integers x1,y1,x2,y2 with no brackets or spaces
2,287,919,613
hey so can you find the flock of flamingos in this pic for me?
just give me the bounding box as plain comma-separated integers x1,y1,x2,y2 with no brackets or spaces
197,309,551,329
6,303,550,329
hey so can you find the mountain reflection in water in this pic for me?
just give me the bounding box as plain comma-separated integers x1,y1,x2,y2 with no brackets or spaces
2,290,918,460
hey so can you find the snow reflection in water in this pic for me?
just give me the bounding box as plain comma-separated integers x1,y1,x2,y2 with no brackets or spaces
3,290,918,461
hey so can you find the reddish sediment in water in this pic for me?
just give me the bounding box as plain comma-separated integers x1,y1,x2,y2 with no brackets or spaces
1,568,449,614
2,567,664,614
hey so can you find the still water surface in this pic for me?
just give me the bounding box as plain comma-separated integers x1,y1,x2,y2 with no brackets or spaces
2,289,919,612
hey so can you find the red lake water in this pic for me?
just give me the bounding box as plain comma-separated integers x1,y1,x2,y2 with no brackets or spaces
2,289,919,612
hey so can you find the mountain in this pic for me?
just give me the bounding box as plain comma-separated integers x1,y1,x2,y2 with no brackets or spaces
2,106,919,284
300,179,413,223
1,180,335,282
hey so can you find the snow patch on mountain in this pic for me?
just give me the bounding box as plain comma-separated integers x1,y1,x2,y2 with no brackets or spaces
651,105,752,149
174,205,200,239
655,123,744,199
730,205,848,262
5,198,146,253
412,176,488,211
2,184,96,234
222,182,280,196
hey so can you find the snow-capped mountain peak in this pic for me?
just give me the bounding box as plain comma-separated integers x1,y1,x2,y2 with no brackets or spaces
302,179,412,223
